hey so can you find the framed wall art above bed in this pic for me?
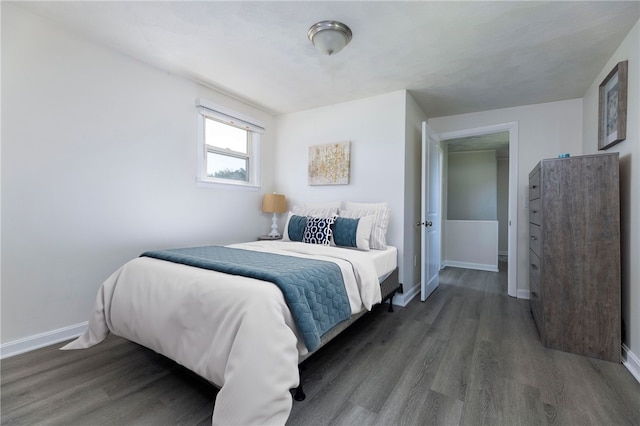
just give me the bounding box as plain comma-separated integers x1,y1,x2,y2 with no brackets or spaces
308,141,351,185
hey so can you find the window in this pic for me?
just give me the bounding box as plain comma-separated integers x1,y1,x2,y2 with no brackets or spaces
197,99,263,188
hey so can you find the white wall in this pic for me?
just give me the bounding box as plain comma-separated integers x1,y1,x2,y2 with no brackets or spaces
444,220,498,271
1,4,276,343
447,150,497,220
274,90,418,301
582,20,639,377
428,98,583,298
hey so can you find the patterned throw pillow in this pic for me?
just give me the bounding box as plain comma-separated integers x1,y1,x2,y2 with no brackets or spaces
302,216,335,245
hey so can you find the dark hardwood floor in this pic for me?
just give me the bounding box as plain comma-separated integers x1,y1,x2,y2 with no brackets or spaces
3,264,639,425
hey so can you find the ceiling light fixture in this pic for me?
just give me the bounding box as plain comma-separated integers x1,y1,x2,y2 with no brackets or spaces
307,20,352,56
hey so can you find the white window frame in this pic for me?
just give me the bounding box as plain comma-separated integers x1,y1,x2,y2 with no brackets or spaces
196,98,263,189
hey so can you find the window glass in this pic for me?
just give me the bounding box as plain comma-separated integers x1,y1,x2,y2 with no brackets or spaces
206,152,248,182
205,118,248,153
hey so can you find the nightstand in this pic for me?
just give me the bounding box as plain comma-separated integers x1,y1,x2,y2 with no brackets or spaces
258,235,283,241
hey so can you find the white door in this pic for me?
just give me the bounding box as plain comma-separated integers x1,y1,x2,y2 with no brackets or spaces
421,122,442,301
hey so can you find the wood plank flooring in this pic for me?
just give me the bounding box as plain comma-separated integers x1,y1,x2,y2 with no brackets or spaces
2,264,639,425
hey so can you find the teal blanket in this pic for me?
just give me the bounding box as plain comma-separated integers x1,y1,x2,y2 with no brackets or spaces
140,246,351,352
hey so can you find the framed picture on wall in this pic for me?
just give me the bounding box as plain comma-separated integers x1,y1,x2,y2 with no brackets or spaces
308,141,351,185
598,60,628,150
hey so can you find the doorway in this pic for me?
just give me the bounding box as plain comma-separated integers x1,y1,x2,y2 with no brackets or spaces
437,122,519,298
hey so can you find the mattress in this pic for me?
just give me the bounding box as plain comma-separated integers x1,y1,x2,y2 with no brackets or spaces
368,245,398,280
231,240,397,278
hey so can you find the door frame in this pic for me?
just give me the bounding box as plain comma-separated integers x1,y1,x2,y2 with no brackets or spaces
437,122,519,298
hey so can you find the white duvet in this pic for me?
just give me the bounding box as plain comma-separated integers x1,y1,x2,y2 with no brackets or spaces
62,241,382,425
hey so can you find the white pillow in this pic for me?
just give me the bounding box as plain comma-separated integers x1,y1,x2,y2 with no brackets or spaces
344,201,389,211
291,206,338,217
303,201,342,210
339,208,390,250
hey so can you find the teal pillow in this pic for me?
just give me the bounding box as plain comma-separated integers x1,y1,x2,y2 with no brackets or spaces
287,215,307,242
333,217,360,248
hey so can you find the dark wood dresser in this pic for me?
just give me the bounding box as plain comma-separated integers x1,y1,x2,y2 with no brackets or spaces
528,153,621,362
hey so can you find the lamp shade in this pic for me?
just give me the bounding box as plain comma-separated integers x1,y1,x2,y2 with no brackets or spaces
262,193,287,213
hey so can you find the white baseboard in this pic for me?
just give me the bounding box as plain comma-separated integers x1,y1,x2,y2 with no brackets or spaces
0,322,88,359
388,282,420,307
442,260,499,273
622,344,640,384
517,289,530,300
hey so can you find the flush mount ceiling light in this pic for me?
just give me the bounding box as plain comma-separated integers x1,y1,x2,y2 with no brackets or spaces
307,20,352,56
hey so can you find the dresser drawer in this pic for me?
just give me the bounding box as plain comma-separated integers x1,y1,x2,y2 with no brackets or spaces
529,249,541,290
530,278,542,336
529,170,541,200
529,249,542,335
529,198,541,225
529,223,541,256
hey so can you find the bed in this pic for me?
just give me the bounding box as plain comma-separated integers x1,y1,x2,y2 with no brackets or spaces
62,239,399,425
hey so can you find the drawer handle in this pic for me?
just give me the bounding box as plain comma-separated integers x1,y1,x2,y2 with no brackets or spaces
531,185,538,189
531,210,538,214
530,236,537,240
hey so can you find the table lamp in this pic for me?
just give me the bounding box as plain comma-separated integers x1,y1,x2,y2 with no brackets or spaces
262,193,287,238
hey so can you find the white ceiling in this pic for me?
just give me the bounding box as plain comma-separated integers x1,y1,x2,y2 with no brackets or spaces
15,1,640,117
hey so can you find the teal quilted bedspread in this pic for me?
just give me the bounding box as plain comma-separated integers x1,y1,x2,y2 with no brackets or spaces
140,245,351,352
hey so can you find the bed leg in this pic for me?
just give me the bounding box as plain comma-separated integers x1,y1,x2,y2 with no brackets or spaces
387,291,395,313
294,366,306,401
294,383,306,401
